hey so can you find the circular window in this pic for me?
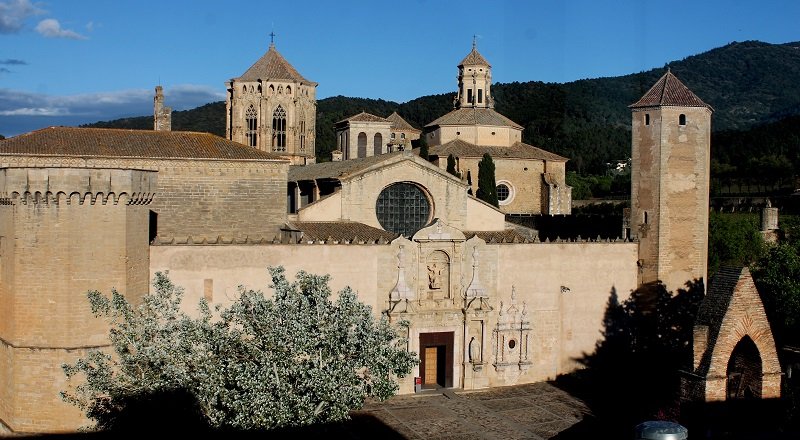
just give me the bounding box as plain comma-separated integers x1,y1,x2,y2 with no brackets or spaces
496,181,515,206
496,184,510,201
508,339,516,349
376,183,432,237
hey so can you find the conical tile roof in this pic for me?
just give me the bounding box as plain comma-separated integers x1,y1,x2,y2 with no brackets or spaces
237,44,316,85
630,70,710,109
459,47,490,67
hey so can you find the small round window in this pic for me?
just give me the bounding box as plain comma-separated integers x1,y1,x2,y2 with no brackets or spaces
376,183,431,237
496,181,514,206
508,339,516,349
497,184,510,202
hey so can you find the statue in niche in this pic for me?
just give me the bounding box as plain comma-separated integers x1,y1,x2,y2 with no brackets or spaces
428,263,442,289
469,336,481,363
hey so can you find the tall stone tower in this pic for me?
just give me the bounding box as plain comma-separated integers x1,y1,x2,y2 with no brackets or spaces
0,167,155,432
454,39,493,109
630,70,713,292
226,41,317,165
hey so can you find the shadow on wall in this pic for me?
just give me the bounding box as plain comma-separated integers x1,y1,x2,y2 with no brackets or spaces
555,280,703,435
553,279,800,438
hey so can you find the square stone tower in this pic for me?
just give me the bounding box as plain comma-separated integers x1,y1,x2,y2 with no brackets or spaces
630,70,713,292
225,42,317,165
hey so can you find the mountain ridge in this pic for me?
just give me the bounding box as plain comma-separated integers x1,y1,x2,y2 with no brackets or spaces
84,40,800,173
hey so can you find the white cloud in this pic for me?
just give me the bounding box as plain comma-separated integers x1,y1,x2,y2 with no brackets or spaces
0,0,43,34
35,18,87,40
0,85,225,135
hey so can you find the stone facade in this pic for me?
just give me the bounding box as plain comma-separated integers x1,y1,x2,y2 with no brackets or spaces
150,228,639,395
225,43,317,165
334,112,393,159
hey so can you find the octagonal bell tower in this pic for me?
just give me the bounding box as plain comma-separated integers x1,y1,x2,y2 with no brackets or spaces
630,70,713,292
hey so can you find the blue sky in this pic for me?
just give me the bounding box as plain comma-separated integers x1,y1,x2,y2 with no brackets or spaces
1,0,799,137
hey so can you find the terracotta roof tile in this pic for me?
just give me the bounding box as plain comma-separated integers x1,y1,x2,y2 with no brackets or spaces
336,111,391,124
0,126,287,161
385,112,420,132
429,139,567,162
289,151,405,181
236,44,316,85
630,70,711,109
425,108,523,129
289,221,398,243
459,47,490,67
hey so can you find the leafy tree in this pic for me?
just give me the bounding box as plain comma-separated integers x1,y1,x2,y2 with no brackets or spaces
445,154,460,178
707,212,765,277
62,267,417,432
476,153,498,207
753,243,800,347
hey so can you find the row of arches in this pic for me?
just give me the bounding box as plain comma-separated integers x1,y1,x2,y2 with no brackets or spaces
339,132,399,159
9,191,153,206
241,84,295,96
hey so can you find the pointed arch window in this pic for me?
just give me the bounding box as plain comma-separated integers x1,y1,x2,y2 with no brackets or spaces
245,105,258,147
272,105,287,152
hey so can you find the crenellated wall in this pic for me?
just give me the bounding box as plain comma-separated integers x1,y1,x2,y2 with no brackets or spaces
0,167,155,433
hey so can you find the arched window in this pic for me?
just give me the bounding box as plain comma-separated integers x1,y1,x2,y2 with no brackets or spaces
376,182,432,237
400,133,405,140
679,114,686,126
269,84,275,95
357,132,367,158
245,105,258,147
277,85,283,94
391,133,396,140
374,133,383,156
272,105,286,151
286,85,292,95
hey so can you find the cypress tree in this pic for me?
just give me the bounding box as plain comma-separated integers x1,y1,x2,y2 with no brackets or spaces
476,153,498,207
446,154,461,178
416,135,429,161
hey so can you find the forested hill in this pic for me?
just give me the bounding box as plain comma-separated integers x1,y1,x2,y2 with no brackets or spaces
85,40,800,173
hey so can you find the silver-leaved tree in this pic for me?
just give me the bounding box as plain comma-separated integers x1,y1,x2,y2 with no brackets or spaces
62,267,417,431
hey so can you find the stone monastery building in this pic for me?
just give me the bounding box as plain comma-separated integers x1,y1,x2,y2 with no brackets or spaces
0,40,779,433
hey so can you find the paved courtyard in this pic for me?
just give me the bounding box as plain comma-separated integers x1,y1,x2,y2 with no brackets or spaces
352,382,596,440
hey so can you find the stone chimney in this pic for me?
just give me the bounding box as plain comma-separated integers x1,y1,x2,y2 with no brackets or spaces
154,86,172,131
331,150,343,162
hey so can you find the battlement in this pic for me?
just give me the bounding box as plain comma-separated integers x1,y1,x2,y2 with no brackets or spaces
0,167,157,206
